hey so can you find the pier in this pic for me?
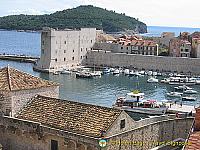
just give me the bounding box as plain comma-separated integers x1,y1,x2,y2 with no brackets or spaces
0,54,39,64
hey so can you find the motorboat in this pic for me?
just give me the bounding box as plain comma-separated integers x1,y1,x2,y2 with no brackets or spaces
147,77,159,83
124,69,130,75
113,91,167,115
138,70,145,75
152,72,158,76
90,71,102,77
183,89,198,94
103,67,111,74
168,77,196,85
160,78,170,83
166,92,183,98
110,68,115,72
174,85,193,91
182,96,196,101
76,71,93,78
53,71,59,75
147,71,153,76
113,69,120,75
60,69,71,74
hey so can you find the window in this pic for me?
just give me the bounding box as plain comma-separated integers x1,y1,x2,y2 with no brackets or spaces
81,48,83,52
126,47,128,50
86,48,87,51
51,140,58,150
91,40,93,43
72,57,74,60
81,56,82,59
64,58,66,61
64,50,66,53
120,119,125,129
73,50,74,53
42,49,44,54
86,56,87,59
64,41,66,44
121,47,123,50
55,58,57,62
42,40,45,45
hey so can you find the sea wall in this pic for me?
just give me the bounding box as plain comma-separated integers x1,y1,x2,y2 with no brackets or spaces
84,50,200,75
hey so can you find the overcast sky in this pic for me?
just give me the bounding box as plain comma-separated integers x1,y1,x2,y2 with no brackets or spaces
0,0,200,28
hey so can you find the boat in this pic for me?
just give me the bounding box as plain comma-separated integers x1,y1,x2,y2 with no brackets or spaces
53,71,59,75
147,71,153,76
113,69,120,75
168,77,196,85
183,89,198,94
160,78,170,83
182,96,196,101
124,69,130,75
147,77,159,83
60,69,71,74
152,72,158,76
110,68,115,72
90,71,102,76
138,70,145,75
113,91,167,115
103,67,111,74
174,85,193,91
166,92,183,97
129,70,141,76
75,71,93,78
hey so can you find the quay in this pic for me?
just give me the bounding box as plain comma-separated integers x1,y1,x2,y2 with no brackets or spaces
166,103,196,114
0,54,39,64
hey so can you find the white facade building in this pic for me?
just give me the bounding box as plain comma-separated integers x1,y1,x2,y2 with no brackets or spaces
36,28,96,71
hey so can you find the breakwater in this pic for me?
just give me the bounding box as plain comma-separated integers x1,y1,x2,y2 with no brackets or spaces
0,54,39,64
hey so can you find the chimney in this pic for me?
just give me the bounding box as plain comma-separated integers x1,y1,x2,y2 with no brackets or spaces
195,108,200,131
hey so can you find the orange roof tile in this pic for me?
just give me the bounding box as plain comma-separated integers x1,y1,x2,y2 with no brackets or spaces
0,66,58,91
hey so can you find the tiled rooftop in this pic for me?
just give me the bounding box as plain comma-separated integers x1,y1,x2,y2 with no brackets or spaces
0,66,57,91
16,95,122,138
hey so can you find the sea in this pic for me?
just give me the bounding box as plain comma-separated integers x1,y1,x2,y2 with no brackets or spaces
0,26,200,107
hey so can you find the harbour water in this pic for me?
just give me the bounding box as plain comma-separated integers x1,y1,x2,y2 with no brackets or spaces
0,28,200,107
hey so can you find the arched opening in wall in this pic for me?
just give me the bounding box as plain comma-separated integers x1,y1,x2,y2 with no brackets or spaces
77,143,86,150
66,140,76,150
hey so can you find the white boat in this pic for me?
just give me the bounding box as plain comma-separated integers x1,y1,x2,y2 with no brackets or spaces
166,92,183,97
174,85,193,91
60,69,71,74
129,70,141,76
76,71,93,78
147,71,153,76
129,70,135,76
168,77,196,85
160,78,170,83
113,69,120,75
124,69,130,75
152,72,158,76
182,96,196,101
113,91,167,115
103,67,111,74
147,77,159,83
53,71,59,75
184,89,198,94
110,68,115,72
90,71,102,76
138,70,145,75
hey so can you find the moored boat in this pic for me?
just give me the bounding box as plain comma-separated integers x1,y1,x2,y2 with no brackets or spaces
113,69,120,75
183,89,198,94
166,92,183,98
147,77,159,83
113,90,167,115
75,71,93,78
182,96,196,101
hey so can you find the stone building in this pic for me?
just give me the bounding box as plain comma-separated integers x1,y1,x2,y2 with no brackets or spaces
0,95,135,150
0,66,59,116
159,32,175,47
35,27,96,72
0,94,194,150
169,38,191,57
94,38,158,56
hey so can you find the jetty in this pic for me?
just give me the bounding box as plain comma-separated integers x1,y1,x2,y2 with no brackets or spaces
0,54,39,64
166,103,196,114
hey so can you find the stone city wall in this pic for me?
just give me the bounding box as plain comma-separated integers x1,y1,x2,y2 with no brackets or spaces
84,50,200,75
0,116,99,150
105,117,194,150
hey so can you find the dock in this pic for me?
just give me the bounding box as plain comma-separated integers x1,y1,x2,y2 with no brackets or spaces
166,103,196,114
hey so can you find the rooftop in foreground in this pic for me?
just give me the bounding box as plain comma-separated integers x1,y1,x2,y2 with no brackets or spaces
16,95,122,138
0,66,58,91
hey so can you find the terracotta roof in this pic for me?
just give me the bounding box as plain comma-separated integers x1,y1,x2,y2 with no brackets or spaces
16,95,122,138
0,66,57,91
130,40,157,47
185,131,200,150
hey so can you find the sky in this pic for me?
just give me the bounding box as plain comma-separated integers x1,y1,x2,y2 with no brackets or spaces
0,0,200,28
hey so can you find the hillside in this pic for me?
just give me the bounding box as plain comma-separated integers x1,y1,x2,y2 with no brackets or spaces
0,5,147,33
